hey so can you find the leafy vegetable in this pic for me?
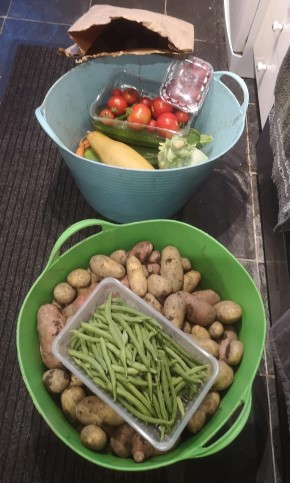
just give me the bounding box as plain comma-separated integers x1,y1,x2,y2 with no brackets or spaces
157,135,210,169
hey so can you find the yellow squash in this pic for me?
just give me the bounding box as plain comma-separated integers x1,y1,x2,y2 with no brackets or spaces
86,131,155,170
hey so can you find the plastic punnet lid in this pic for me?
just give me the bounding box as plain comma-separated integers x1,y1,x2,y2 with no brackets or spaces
160,55,213,114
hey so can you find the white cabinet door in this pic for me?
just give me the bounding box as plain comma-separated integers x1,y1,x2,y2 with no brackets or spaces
254,5,279,127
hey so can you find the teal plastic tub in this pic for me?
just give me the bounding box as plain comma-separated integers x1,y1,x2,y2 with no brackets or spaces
17,219,266,472
35,55,249,223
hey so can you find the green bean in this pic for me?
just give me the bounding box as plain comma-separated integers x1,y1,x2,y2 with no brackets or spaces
164,346,189,372
176,396,185,417
160,356,172,414
117,395,174,426
173,364,204,384
111,364,139,375
116,386,153,417
68,349,109,383
141,326,158,362
100,337,117,400
80,322,114,343
115,374,155,415
70,330,100,345
89,342,108,373
164,353,178,424
104,294,124,350
113,313,150,369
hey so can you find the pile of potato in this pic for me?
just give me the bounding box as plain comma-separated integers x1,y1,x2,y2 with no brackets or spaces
37,240,244,462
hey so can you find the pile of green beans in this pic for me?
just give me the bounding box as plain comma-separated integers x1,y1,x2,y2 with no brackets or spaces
68,293,209,438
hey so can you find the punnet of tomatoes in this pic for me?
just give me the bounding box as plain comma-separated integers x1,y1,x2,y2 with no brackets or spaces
93,85,192,139
89,69,201,151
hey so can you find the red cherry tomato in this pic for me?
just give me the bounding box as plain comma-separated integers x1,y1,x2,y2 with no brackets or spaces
99,108,115,125
151,96,173,119
107,95,128,115
127,103,151,130
175,110,189,125
139,96,152,109
122,87,139,105
156,112,179,138
111,88,122,96
147,119,157,133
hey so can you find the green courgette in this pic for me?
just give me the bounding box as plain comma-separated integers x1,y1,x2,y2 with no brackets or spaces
92,120,213,150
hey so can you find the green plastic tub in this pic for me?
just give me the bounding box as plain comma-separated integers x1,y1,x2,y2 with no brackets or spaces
17,219,266,471
35,55,249,223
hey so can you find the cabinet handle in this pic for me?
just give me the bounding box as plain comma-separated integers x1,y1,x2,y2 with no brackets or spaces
272,21,284,31
256,62,267,72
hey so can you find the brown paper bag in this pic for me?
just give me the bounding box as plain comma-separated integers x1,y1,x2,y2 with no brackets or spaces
63,5,194,61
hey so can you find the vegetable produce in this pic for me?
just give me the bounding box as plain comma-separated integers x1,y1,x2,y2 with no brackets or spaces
126,255,148,297
122,87,139,105
127,103,151,129
68,294,209,438
107,95,128,115
75,395,124,426
187,391,220,434
150,96,173,118
86,131,155,170
38,239,245,463
214,300,242,324
80,425,108,451
156,112,180,138
60,385,86,424
37,304,66,369
157,135,209,169
42,368,70,394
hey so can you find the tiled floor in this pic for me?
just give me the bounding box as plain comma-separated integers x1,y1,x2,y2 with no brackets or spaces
0,1,289,482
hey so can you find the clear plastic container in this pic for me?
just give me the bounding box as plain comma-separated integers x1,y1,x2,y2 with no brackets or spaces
160,56,213,114
89,69,194,146
52,278,219,452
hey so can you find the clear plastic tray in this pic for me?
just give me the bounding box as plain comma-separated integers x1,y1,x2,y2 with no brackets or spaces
160,56,213,114
52,278,219,452
89,69,194,145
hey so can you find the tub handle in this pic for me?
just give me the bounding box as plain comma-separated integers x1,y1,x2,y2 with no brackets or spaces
214,71,249,118
181,385,252,458
45,219,118,269
35,105,68,151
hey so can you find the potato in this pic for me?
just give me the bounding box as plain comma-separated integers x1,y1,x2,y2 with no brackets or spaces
187,408,206,434
80,424,107,451
183,270,201,293
148,250,161,264
160,246,184,293
185,293,217,327
143,293,163,314
129,241,154,263
192,289,221,306
181,257,192,272
37,304,66,369
182,320,192,334
90,254,125,281
110,423,135,458
42,368,70,393
61,386,86,424
53,282,76,305
126,255,148,297
69,373,83,387
208,321,224,339
109,249,128,267
225,340,244,366
212,360,234,391
146,263,161,275
163,291,187,329
189,336,219,358
215,300,242,324
218,326,237,360
75,395,124,426
187,391,220,434
147,274,172,301
62,284,98,318
67,268,91,288
191,325,211,340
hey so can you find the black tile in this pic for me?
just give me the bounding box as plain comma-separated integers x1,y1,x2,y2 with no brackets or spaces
91,0,166,14
8,0,90,24
167,0,223,42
